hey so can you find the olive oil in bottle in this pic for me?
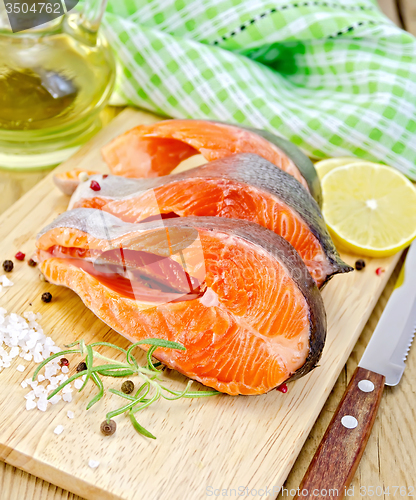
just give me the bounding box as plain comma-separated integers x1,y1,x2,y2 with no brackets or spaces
0,2,115,169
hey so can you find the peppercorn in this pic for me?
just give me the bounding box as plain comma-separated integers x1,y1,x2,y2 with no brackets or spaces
376,267,384,276
41,292,52,303
355,259,366,271
90,180,101,191
2,260,13,272
100,419,116,436
28,258,37,267
276,383,288,393
15,252,25,261
76,361,87,372
59,358,69,367
121,380,135,394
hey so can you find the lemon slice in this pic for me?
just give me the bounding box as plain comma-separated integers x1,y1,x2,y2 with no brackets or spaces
322,163,416,257
315,157,365,180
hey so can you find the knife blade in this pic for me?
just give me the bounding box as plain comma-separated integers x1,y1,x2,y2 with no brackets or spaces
359,241,416,385
294,242,416,500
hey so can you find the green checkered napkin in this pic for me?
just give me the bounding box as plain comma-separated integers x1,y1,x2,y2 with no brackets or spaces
100,0,416,179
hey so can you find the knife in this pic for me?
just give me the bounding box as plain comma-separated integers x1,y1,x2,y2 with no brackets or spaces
294,242,416,500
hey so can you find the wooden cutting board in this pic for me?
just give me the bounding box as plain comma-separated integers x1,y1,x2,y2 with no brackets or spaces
0,108,402,500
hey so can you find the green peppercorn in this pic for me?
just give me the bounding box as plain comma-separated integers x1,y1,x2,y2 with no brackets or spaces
41,292,52,303
76,361,87,372
121,380,135,394
2,260,13,272
100,420,116,436
355,259,366,271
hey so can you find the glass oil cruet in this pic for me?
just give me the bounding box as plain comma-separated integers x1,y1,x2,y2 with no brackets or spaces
0,0,115,169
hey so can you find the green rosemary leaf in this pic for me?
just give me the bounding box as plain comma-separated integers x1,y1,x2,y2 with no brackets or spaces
80,345,94,392
129,411,156,439
109,388,137,402
47,371,85,400
126,338,186,365
161,380,193,401
64,341,81,348
32,349,80,381
160,383,219,398
106,400,138,420
97,369,136,378
91,364,130,372
146,345,161,372
86,373,104,410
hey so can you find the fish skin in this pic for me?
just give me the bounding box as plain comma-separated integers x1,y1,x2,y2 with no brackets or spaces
70,153,353,287
101,119,317,198
245,127,322,208
37,209,327,391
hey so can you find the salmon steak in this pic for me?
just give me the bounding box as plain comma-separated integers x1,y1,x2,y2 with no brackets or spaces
70,154,352,287
101,119,322,206
36,209,327,395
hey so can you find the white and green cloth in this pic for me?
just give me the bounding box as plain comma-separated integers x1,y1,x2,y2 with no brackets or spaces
100,0,416,179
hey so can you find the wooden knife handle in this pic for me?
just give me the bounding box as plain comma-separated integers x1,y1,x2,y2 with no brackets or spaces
294,367,385,500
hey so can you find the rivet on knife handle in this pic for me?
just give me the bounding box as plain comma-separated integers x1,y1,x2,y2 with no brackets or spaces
294,367,385,500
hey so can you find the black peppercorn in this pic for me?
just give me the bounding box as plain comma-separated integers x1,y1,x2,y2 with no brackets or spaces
76,361,87,372
100,419,116,436
41,292,52,303
2,260,13,272
28,259,37,267
121,380,135,394
355,259,366,271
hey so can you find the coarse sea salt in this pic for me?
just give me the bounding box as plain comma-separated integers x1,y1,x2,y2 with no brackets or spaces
88,460,100,469
67,411,74,419
54,425,64,435
0,308,73,413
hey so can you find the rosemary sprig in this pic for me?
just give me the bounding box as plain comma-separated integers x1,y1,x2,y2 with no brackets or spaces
33,339,219,438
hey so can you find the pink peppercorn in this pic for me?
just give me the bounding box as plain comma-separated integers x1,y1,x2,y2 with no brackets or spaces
15,252,25,261
276,383,288,393
376,267,384,276
90,180,101,191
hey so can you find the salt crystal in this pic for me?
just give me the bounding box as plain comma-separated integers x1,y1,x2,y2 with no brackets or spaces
67,411,74,419
23,353,33,361
54,425,64,435
50,395,61,405
62,393,72,403
34,385,46,397
0,275,14,287
24,391,35,400
62,385,73,394
74,379,83,390
37,374,45,382
88,460,100,469
10,346,20,358
37,398,48,412
61,366,69,374
16,364,25,372
26,400,37,411
33,352,43,363
21,381,28,389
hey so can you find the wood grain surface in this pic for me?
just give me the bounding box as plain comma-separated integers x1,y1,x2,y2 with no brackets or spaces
0,107,404,500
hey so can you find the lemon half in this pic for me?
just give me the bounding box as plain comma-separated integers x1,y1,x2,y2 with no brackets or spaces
315,157,364,180
322,163,416,257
